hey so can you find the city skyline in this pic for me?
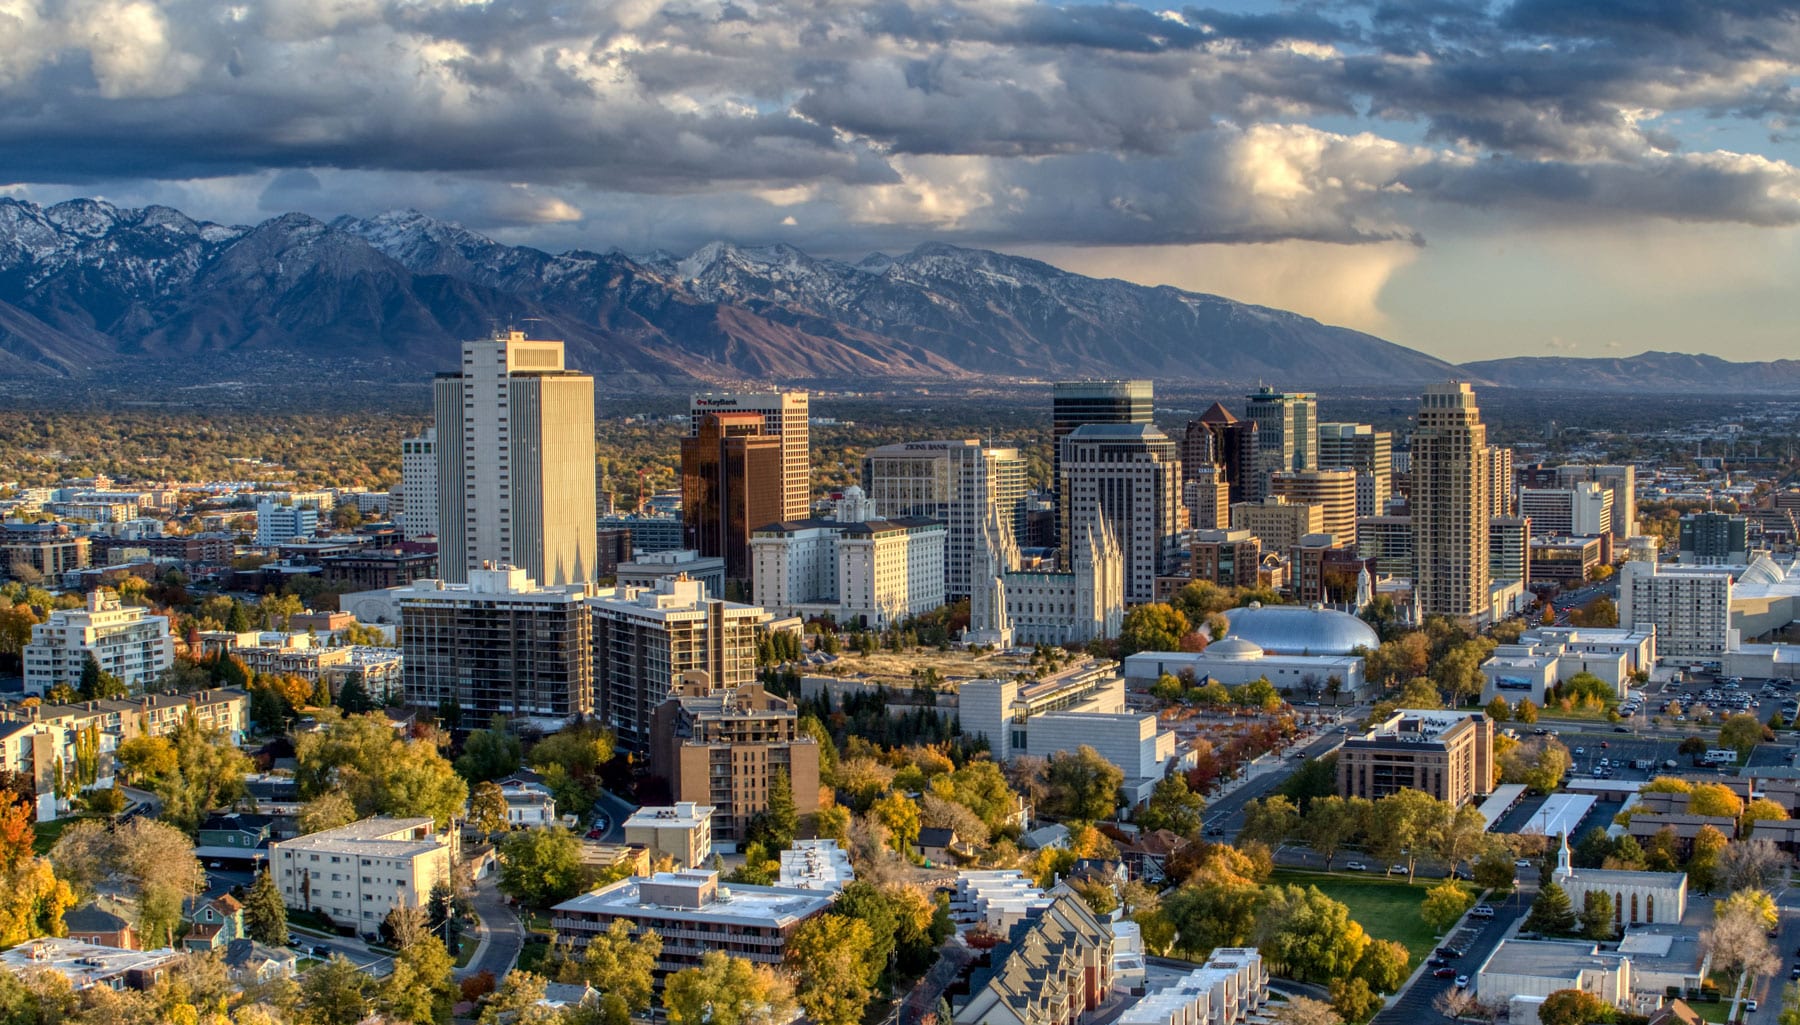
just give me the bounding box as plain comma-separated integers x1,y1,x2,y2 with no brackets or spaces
0,1,1796,365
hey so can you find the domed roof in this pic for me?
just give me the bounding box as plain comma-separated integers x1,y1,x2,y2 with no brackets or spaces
1207,636,1265,660
1223,603,1379,655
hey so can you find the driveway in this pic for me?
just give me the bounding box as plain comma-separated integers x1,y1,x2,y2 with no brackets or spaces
457,873,526,980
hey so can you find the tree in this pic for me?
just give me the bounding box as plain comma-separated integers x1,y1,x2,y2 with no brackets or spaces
1370,788,1441,880
1743,797,1790,837
1515,698,1539,723
870,793,921,854
1717,888,1779,931
243,868,288,946
557,919,661,1018
295,710,468,829
1272,996,1344,1025
152,714,254,832
1396,676,1442,709
477,971,556,1025
1300,796,1365,871
468,781,511,839
48,817,204,947
786,914,876,1025
77,653,129,700
1240,795,1301,847
1523,881,1577,935
498,827,586,907
301,955,373,1025
1721,838,1792,891
1279,754,1340,813
1580,890,1615,940
1429,803,1491,877
380,933,455,1024
1689,782,1745,819
1118,603,1189,657
1484,696,1511,721
1328,977,1382,1023
300,790,359,835
1704,894,1780,991
1138,773,1206,837
1474,846,1517,893
1420,881,1474,933
1687,825,1729,893
1045,745,1123,822
765,768,799,851
1720,713,1770,760
1538,989,1612,1025
1255,884,1369,983
663,951,797,1025
454,720,522,782
1354,938,1410,993
336,673,378,714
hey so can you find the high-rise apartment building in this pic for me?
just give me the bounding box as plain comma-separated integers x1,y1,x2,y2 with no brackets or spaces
1489,516,1531,586
689,392,810,520
1619,561,1734,657
433,332,597,587
1060,423,1182,604
22,589,173,697
1356,514,1414,578
1186,403,1258,503
398,566,595,723
1053,381,1153,550
1270,469,1358,547
1318,423,1393,519
589,576,767,751
1190,529,1260,589
400,429,438,540
1411,382,1491,624
1245,387,1318,494
649,681,821,841
862,439,1026,598
1487,447,1516,518
680,412,785,586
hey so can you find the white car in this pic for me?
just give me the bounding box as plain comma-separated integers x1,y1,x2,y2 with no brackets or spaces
1344,861,1368,871
1470,904,1495,918
1515,858,1532,868
1747,999,1759,1012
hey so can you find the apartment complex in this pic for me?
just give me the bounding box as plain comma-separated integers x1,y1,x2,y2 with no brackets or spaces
1060,423,1183,604
1270,469,1358,547
690,392,810,521
951,893,1114,1025
433,331,598,587
1190,528,1261,589
681,411,785,586
862,439,1026,597
551,870,831,977
1337,709,1496,806
1317,422,1393,519
268,818,454,934
1619,561,1735,658
622,803,714,870
590,576,766,750
648,681,820,843
22,589,172,696
1411,383,1491,624
398,566,595,724
400,429,437,540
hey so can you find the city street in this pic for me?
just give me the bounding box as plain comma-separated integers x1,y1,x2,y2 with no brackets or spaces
1372,884,1536,1025
457,873,526,980
1200,716,1357,837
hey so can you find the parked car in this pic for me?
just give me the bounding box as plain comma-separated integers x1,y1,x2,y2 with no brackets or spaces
1436,947,1464,959
1455,975,1469,988
1344,861,1368,871
1433,967,1457,979
1515,858,1532,868
1470,904,1495,918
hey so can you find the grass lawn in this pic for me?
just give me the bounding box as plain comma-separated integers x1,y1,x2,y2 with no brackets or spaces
32,815,91,856
1268,869,1452,967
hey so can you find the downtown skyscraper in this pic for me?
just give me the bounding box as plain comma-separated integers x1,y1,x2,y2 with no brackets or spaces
689,391,810,520
1411,382,1491,624
433,331,597,587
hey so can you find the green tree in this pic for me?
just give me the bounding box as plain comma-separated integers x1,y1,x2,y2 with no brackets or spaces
1515,698,1539,723
243,868,288,946
337,673,378,714
77,653,128,700
1524,881,1578,936
1118,603,1189,657
1484,696,1511,722
765,769,799,851
1720,713,1770,760
786,914,876,1025
1137,773,1205,837
300,791,359,835
1538,989,1613,1025
663,951,797,1025
153,714,254,832
1328,977,1382,1023
1045,745,1124,822
1473,846,1517,893
871,793,921,854
1279,754,1340,812
1300,795,1366,871
1255,884,1369,983
1370,788,1441,880
455,720,523,782
477,972,554,1025
301,955,373,1025
295,710,468,829
1354,938,1410,994
1580,890,1615,940
1420,881,1474,933
557,919,662,1019
468,781,511,839
498,827,585,907
380,933,455,1024
1240,795,1301,847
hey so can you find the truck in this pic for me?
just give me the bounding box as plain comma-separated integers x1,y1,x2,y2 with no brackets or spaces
1700,749,1740,767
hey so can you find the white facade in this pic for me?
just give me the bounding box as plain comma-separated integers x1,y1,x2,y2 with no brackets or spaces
1619,561,1735,658
961,666,1177,803
1519,483,1612,538
22,590,172,696
254,501,318,546
1060,424,1183,604
1118,949,1268,1025
400,429,437,540
750,500,946,630
268,817,454,934
1122,644,1368,699
863,439,1027,598
499,779,558,827
970,518,1124,647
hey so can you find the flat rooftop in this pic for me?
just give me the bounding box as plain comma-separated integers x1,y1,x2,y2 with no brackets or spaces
1480,939,1620,981
553,872,831,928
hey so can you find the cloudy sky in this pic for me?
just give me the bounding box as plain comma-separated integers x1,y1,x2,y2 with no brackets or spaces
3,0,1798,364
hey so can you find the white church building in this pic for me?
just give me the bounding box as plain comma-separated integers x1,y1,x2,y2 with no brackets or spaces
1552,832,1687,928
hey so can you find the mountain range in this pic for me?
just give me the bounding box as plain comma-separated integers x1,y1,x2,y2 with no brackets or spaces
0,197,1789,394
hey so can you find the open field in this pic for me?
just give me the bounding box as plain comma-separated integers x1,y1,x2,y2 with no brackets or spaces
1269,868,1452,966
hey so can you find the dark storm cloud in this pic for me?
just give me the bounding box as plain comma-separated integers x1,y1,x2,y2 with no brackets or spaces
0,0,1796,242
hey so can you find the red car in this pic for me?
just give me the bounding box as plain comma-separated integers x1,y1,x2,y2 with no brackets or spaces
1433,967,1457,979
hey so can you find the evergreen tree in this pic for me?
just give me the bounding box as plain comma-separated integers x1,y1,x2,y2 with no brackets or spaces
765,769,798,851
1524,881,1578,936
77,654,127,700
337,673,376,713
226,601,254,633
243,867,289,946
1580,891,1614,940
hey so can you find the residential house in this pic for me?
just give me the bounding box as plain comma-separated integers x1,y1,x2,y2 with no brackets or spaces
916,827,959,865
183,895,244,951
221,939,298,985
63,899,138,950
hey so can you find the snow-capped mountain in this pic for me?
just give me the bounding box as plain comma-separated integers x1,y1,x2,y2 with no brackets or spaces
0,197,1468,388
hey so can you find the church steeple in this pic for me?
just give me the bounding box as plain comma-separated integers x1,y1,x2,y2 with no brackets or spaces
1554,831,1573,884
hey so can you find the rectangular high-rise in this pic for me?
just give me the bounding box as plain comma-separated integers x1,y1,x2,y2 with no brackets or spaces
433,332,597,587
400,429,438,540
681,412,785,586
690,392,810,520
1318,423,1393,519
1186,403,1258,503
1060,423,1182,604
1245,387,1318,495
1053,381,1153,552
1411,382,1491,624
863,439,1026,598
1270,469,1358,547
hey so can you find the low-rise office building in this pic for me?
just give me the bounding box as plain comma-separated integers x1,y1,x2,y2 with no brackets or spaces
1337,708,1495,806
622,803,714,870
615,549,726,599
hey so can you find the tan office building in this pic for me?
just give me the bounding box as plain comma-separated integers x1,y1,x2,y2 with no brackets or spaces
690,391,810,520
1411,383,1491,624
1231,496,1325,556
1337,709,1495,806
1270,469,1359,548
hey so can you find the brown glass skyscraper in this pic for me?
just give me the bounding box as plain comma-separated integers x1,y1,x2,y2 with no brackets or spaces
681,412,785,586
